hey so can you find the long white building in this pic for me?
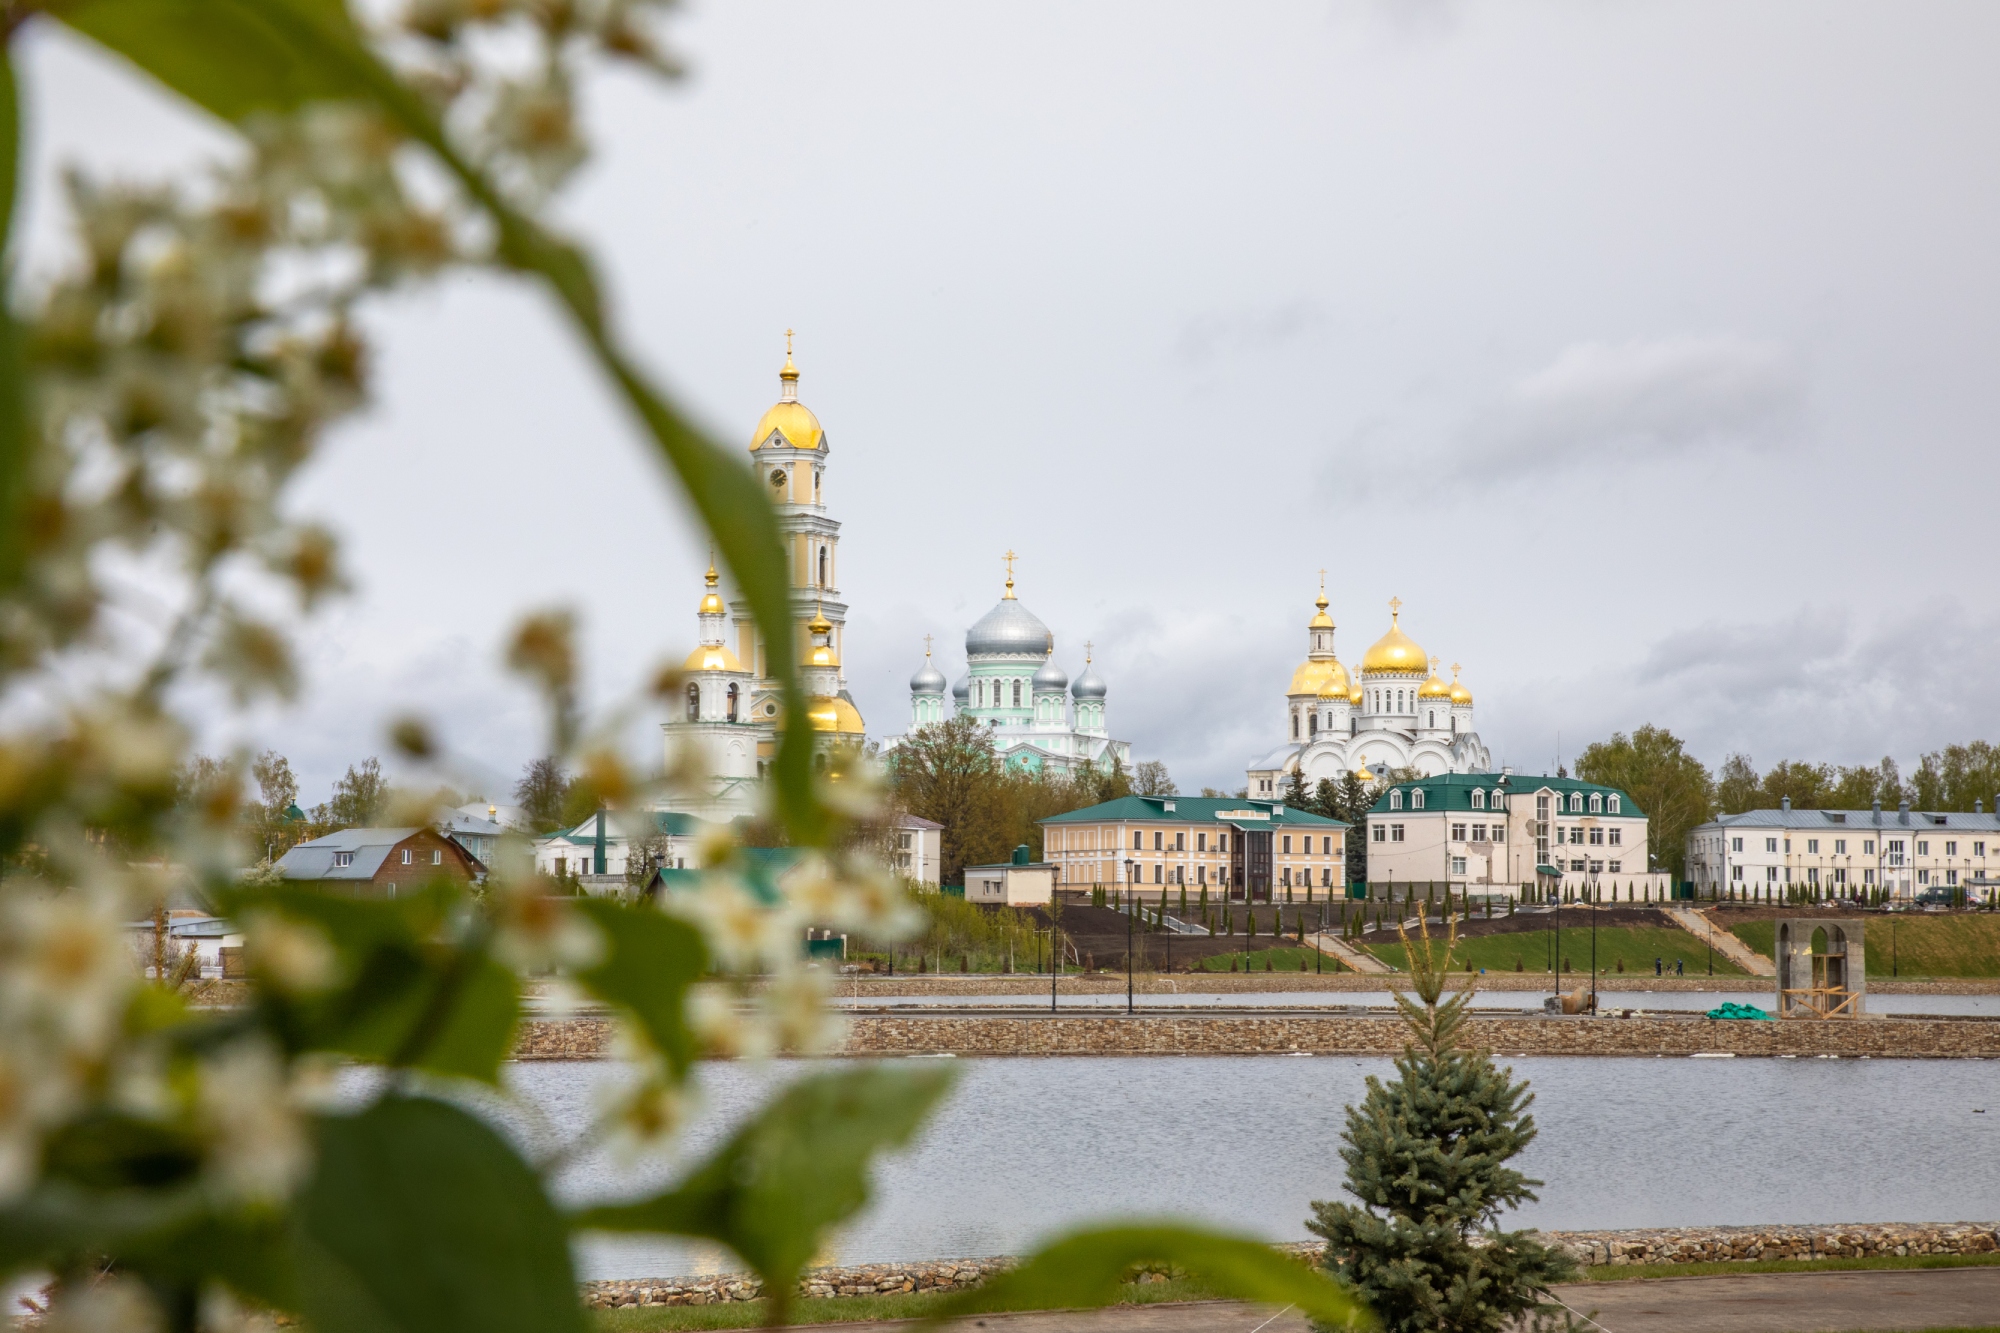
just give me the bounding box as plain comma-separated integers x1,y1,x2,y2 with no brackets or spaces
1686,797,2000,900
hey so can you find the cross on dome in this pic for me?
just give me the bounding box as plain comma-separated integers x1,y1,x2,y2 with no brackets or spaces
1003,549,1017,599
1388,596,1403,618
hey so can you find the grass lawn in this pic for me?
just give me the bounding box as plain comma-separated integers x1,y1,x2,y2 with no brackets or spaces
1366,924,1748,978
591,1277,1222,1331
1579,1251,2000,1282
1730,915,2000,978
1193,946,1325,973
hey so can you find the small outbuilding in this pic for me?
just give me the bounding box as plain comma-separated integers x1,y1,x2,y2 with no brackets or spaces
962,846,1057,906
1774,917,1865,1018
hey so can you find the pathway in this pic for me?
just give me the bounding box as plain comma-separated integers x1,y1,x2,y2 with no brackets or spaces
776,1266,2000,1331
1664,906,1777,977
1303,931,1393,974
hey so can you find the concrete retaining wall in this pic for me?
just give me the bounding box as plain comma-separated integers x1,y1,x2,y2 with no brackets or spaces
579,1223,2000,1308
514,1013,2000,1061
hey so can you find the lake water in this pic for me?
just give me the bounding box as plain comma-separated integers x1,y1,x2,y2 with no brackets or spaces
495,1056,2000,1279
832,990,2000,1016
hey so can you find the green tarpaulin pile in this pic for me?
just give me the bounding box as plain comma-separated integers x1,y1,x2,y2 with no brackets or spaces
1706,1001,1772,1020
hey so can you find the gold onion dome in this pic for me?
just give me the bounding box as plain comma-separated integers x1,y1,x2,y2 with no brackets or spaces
683,643,743,672
1316,659,1352,700
698,560,725,616
1288,658,1336,696
750,335,824,452
803,695,866,734
1449,662,1473,705
1308,586,1334,630
1362,599,1426,673
807,606,838,668
1349,683,1363,706
1419,656,1453,699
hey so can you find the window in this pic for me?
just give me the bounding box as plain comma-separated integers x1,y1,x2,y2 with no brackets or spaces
1608,828,1622,846
1918,869,1930,885
1372,824,1386,843
1608,795,1620,814
1391,824,1405,843
1428,711,1436,728
1807,867,1819,885
1807,838,1819,853
1471,824,1487,842
685,680,700,722
1568,827,1584,845
1886,840,1905,866
1292,715,1299,739
1133,831,1142,850
1451,823,1467,841
1731,865,1743,881
1731,836,1743,853
726,682,739,722
1864,839,1875,854
1570,858,1586,872
1322,836,1333,855
1833,868,1847,884
1569,793,1583,812
818,546,828,586
1765,837,1778,853
1917,840,1929,855
1282,835,1292,854
431,849,441,865
1282,867,1292,887
1492,826,1505,843
1766,866,1779,882
1471,789,1485,809
1948,869,1960,886
1978,842,1988,857
1153,864,1162,883
1218,833,1228,852
1451,856,1467,875
400,849,412,865
1589,793,1603,813
1835,838,1846,853
1589,860,1604,875
1012,680,1022,707
1153,831,1163,851
334,851,355,868
1412,789,1426,809
1945,841,1957,856
1175,831,1185,851
1588,827,1604,846
1321,867,1332,886
1197,832,1207,852
1390,790,1403,810
1607,860,1621,873
1864,869,1875,884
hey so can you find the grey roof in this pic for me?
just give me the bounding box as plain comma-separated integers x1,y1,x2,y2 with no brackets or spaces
1697,806,2000,832
894,812,945,830
966,597,1052,659
441,812,504,836
1072,661,1106,700
274,827,422,880
1032,658,1068,691
951,673,970,702
910,658,947,693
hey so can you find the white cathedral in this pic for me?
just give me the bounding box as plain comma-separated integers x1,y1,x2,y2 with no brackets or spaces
1245,587,1491,797
896,557,1131,777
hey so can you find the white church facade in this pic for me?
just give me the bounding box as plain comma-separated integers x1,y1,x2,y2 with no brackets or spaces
1246,588,1491,796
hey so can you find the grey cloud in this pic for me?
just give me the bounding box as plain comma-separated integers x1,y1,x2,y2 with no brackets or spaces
1173,300,1322,368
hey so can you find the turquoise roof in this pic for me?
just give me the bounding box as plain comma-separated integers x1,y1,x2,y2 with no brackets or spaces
553,810,708,845
650,846,802,906
1040,795,1345,827
1369,772,1643,819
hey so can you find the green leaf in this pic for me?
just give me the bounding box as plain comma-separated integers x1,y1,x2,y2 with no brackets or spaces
920,1225,1372,1330
0,47,28,600
294,1095,585,1333
55,0,826,847
58,0,372,122
572,1066,953,1322
570,898,705,1075
221,884,518,1083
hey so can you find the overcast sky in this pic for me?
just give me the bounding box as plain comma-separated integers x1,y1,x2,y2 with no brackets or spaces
20,1,2000,804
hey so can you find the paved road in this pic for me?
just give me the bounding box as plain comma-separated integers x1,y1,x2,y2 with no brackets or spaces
779,1267,2000,1332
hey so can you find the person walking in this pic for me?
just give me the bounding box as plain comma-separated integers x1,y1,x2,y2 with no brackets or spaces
1654,957,1662,977
1675,957,1684,977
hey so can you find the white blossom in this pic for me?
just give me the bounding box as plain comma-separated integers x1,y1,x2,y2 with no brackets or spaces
668,873,800,973
43,1278,163,1333
0,887,138,1060
241,910,340,994
195,1039,312,1205
488,880,605,973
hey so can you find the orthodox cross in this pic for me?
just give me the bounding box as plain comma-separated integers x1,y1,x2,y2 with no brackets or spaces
1003,549,1017,597
785,327,793,356
1388,595,1403,619
1084,638,1094,663
924,633,933,659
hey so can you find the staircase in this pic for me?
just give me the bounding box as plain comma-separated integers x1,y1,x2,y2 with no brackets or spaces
1663,906,1776,977
1304,931,1394,974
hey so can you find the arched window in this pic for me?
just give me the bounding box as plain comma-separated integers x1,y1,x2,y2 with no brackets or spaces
818,546,828,586
1427,711,1435,728
1589,793,1603,813
1012,679,1022,707
1412,789,1425,809
1292,714,1299,739
1471,789,1485,810
1569,792,1583,813
726,682,739,722
1608,795,1621,814
685,681,700,722
1390,790,1403,810
1309,713,1318,735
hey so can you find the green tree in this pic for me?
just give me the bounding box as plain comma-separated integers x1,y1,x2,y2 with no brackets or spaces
309,757,389,834
1574,725,1714,881
1830,757,1906,810
1758,759,1835,810
248,750,308,859
1713,752,1761,814
515,756,573,834
888,716,1007,886
1133,759,1177,797
1308,924,1575,1331
1285,768,1309,809
1912,742,2000,811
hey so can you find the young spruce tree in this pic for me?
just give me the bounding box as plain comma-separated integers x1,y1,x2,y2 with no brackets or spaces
1308,920,1576,1333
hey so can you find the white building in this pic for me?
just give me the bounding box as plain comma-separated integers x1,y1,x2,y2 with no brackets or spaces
534,810,712,881
1248,590,1491,796
890,813,944,885
1364,773,1669,900
1685,797,2000,901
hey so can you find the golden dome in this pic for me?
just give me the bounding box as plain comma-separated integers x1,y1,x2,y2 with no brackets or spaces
1287,659,1335,696
698,559,725,616
1308,581,1334,631
1316,659,1351,700
1349,683,1363,706
750,335,823,452
1418,656,1453,699
1361,599,1426,674
1449,662,1473,705
802,694,866,735
808,607,834,635
806,604,838,669
683,643,743,673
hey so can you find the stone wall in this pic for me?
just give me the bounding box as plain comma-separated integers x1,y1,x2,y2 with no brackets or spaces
578,1223,2000,1308
513,1013,2000,1061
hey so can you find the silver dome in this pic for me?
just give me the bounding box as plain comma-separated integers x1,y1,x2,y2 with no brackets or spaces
1032,659,1068,692
1072,662,1106,700
966,598,1052,658
910,659,947,693
951,674,970,702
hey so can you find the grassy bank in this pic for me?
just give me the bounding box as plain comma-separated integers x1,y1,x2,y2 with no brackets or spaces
592,1277,1220,1331
1368,924,1749,978
1730,915,2000,978
1578,1250,2000,1282
1193,946,1327,973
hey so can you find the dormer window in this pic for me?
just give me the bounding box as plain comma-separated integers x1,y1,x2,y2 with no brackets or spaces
333,851,354,868
1412,789,1425,810
1608,795,1620,814
1471,789,1485,810
1589,793,1603,813
1569,792,1583,813
1389,790,1403,811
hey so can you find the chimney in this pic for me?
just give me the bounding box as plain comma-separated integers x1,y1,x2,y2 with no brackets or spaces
1781,796,1791,811
1979,800,1986,815
1898,799,1910,825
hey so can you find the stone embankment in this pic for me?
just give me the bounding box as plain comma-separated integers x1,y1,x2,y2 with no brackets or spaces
513,1013,2000,1060
578,1223,2000,1309
811,973,2000,997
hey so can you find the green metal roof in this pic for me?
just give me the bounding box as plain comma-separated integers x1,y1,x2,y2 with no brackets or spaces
650,847,802,907
1039,795,1345,827
1367,772,1644,819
